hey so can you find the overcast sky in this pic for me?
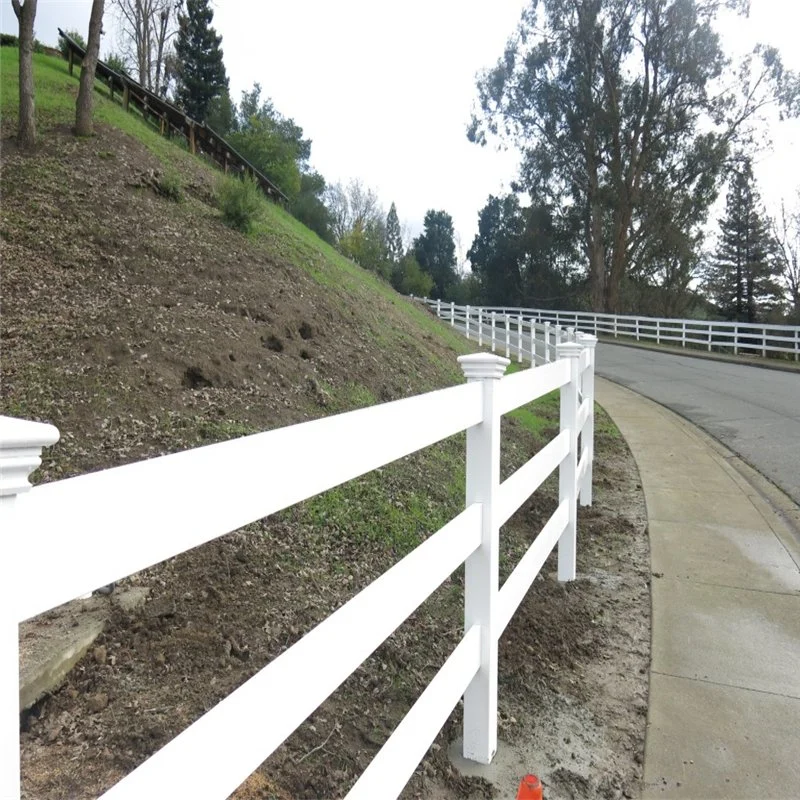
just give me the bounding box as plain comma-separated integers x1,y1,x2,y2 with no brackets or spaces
2,0,799,263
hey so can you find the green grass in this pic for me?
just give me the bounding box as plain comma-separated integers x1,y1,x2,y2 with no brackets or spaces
302,438,466,555
1,48,200,167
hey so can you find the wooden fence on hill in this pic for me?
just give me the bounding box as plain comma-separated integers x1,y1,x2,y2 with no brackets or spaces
57,29,287,203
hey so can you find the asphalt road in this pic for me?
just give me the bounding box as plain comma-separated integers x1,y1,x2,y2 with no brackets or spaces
595,344,800,505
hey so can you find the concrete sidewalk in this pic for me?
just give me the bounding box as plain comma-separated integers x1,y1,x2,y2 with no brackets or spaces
596,378,800,800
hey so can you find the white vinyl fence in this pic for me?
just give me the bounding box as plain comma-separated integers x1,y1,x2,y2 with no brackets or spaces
1,338,597,800
422,299,800,361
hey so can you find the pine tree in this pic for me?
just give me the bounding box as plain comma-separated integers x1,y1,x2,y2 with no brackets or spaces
174,0,227,123
705,160,783,322
386,202,403,264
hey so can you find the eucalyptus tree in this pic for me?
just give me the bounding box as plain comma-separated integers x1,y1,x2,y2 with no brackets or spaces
470,0,798,312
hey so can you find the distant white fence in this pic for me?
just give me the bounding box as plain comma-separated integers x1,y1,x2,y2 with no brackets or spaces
421,299,800,361
0,338,597,799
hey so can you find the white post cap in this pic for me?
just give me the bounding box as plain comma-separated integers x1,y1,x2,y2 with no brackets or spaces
457,353,510,381
556,341,583,359
576,332,598,349
0,416,60,496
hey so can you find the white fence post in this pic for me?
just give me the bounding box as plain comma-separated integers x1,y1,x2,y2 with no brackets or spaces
707,326,712,352
490,312,496,352
656,320,660,344
682,321,686,348
528,319,535,366
734,325,738,355
517,315,523,363
465,305,471,340
544,322,551,363
504,315,510,358
450,302,455,327
478,308,483,347
457,353,509,765
556,343,581,582
578,335,597,506
436,299,441,318
635,319,640,341
0,416,60,800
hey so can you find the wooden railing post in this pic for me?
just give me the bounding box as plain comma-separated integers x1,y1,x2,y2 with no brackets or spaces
578,334,597,506
457,353,509,765
556,343,582,582
0,416,60,800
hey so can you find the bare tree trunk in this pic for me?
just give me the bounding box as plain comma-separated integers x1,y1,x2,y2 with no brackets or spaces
11,0,38,150
75,0,106,137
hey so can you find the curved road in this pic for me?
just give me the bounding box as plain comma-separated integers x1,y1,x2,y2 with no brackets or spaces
595,344,800,505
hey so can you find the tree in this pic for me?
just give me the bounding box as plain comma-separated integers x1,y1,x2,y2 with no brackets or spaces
774,197,800,321
391,253,434,297
11,0,38,150
324,179,382,245
470,0,798,313
206,88,236,135
291,171,333,243
468,195,525,305
704,159,783,322
386,202,403,263
413,210,457,299
174,0,227,122
75,0,105,137
110,0,179,93
227,83,311,200
468,194,576,308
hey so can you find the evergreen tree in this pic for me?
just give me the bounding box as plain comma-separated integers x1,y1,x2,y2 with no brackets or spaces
386,202,403,263
174,0,227,123
705,160,783,322
413,210,457,299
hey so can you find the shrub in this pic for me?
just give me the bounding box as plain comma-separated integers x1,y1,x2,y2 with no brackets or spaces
215,174,263,233
0,34,19,48
60,29,86,60
156,170,183,203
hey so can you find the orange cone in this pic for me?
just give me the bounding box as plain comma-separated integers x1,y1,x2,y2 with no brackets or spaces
516,773,543,800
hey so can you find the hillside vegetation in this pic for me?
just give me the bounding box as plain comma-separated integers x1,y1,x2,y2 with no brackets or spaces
1,48,649,800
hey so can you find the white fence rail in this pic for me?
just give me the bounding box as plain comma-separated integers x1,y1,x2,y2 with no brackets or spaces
1,339,596,800
423,298,800,361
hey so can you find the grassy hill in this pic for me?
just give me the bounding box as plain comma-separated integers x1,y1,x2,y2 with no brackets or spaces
2,47,649,800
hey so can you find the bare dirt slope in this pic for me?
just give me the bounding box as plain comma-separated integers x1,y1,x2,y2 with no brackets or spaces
2,70,650,800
